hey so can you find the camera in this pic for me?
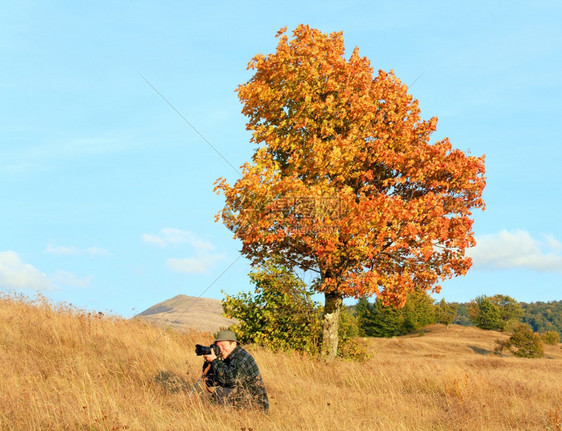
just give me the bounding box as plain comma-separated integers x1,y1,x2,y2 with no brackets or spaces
195,343,220,357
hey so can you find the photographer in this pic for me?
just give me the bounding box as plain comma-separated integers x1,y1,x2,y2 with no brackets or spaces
201,330,269,411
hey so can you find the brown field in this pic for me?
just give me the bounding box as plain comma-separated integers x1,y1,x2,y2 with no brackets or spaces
0,293,560,430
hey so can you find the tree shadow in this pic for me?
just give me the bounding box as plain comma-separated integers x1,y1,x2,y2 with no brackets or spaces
468,345,492,355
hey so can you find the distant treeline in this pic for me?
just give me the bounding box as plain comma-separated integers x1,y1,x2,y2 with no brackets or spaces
349,295,562,338
449,300,562,335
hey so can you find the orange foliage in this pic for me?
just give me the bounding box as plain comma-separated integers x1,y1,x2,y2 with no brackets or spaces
215,25,486,307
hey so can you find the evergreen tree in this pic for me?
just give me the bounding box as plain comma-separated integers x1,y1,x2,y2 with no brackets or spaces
401,290,436,333
469,296,503,330
369,299,404,337
355,297,377,337
355,290,435,337
468,295,523,331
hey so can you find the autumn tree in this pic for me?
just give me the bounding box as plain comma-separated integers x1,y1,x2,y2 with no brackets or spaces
215,25,486,357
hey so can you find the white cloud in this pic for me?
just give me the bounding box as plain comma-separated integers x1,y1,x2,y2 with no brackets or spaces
85,246,111,257
141,233,167,246
143,228,224,274
0,251,51,290
545,235,562,252
166,254,225,275
52,270,92,288
45,244,111,257
45,244,80,255
142,228,214,251
468,229,562,273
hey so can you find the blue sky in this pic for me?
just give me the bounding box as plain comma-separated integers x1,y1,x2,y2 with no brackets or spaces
1,1,561,317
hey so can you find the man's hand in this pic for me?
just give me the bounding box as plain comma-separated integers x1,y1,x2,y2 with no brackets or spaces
203,350,217,362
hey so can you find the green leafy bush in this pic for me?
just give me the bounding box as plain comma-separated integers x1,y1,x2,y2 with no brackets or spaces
541,331,560,345
337,337,370,361
337,307,369,360
222,262,322,354
338,307,360,339
495,324,544,358
222,262,368,360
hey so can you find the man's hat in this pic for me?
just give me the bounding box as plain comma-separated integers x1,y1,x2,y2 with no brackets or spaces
215,330,238,342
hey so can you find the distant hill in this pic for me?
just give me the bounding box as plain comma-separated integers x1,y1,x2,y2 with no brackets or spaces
135,295,237,334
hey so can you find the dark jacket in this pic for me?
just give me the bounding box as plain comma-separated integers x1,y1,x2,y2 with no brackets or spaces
205,345,269,411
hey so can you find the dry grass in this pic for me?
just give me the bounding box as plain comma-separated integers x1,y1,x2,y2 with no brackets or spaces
1,292,560,430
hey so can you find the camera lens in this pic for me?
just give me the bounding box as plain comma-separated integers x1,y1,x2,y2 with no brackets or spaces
195,344,212,356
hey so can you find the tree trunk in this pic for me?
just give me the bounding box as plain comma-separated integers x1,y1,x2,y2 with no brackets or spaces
321,291,343,358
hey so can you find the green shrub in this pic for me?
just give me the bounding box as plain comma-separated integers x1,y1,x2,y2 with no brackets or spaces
337,337,370,361
338,307,360,339
222,262,322,354
337,308,369,360
541,331,560,345
496,324,544,358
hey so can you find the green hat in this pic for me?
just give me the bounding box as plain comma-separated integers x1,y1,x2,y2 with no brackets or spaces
215,330,238,342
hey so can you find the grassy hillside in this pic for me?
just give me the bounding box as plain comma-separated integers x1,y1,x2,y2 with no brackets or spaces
1,292,561,430
135,294,237,334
